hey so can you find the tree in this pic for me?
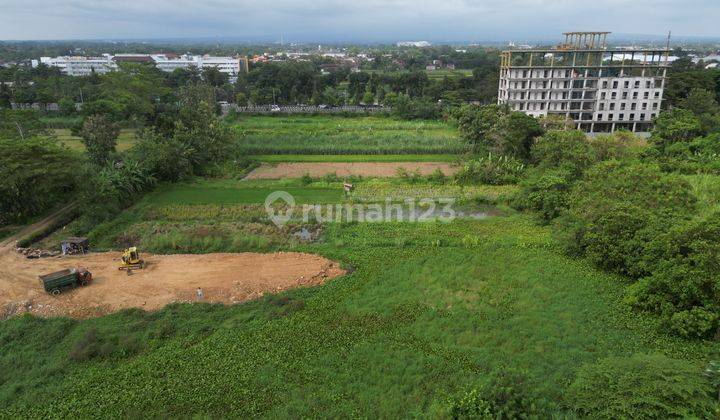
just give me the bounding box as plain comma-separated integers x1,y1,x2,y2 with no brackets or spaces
495,112,544,160
650,108,703,150
455,104,504,151
0,137,81,224
454,104,543,158
678,88,720,134
80,114,120,165
680,88,720,116
202,67,229,87
530,130,594,176
361,89,375,105
172,84,233,174
234,92,247,105
570,354,715,419
0,109,47,140
58,97,77,116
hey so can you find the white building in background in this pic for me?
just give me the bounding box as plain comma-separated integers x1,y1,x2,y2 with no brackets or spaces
498,32,670,134
396,41,432,47
34,54,249,78
38,55,116,76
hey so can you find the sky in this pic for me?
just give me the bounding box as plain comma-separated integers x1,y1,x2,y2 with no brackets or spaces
1,0,719,42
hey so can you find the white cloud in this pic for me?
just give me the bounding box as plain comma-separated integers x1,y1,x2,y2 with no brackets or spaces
0,0,718,40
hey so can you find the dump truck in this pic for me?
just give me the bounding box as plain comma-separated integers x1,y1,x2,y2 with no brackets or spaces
38,267,93,296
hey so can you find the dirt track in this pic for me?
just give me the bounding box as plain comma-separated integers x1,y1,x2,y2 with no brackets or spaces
244,162,459,179
0,247,345,319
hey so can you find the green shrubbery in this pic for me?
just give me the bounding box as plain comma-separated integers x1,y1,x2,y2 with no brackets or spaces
569,354,715,419
0,136,83,225
510,123,720,339
626,212,720,338
451,368,551,419
454,104,544,159
454,154,526,185
560,162,696,275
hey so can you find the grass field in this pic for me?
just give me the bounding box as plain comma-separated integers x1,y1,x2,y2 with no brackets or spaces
254,154,460,162
2,177,717,417
425,68,474,80
231,115,466,155
53,128,138,152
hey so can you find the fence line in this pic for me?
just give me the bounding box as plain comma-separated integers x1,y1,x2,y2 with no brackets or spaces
10,103,391,116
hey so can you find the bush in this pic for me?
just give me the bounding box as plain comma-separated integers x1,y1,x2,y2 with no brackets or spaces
455,154,526,185
389,94,441,120
451,368,550,419
625,212,720,338
396,167,424,184
559,161,697,278
530,130,594,176
587,130,646,162
669,308,718,339
569,354,715,419
512,168,572,223
656,133,720,174
426,168,447,184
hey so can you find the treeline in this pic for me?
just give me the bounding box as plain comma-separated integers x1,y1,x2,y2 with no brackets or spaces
0,57,500,119
0,83,241,231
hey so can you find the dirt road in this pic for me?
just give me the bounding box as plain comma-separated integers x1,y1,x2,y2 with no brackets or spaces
244,162,459,180
0,249,345,319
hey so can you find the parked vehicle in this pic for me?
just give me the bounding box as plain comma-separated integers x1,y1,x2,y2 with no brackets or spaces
38,267,93,296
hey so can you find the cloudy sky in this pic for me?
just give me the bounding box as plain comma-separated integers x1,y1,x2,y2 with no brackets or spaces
1,0,719,42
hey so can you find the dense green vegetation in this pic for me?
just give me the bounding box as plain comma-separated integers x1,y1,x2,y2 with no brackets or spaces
2,52,720,417
231,115,466,155
3,177,719,417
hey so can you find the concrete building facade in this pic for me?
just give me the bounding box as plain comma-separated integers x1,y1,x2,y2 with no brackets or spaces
498,32,670,133
35,54,249,78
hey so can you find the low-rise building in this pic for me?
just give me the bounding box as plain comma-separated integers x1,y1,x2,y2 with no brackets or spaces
34,54,249,77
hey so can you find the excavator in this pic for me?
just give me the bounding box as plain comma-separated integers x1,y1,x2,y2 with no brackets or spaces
118,247,145,271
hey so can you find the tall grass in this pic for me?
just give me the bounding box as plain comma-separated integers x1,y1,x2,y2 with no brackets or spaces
685,174,720,215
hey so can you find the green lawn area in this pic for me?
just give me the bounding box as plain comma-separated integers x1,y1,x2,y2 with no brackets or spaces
230,115,466,155
2,178,716,417
425,68,474,80
53,128,138,152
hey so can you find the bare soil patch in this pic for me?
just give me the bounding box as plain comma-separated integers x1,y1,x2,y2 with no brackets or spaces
0,248,344,319
244,162,459,180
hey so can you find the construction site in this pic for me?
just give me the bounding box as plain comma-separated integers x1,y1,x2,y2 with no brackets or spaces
0,222,345,319
498,31,672,133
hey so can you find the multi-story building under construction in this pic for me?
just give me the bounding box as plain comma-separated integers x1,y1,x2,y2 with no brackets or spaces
498,32,670,133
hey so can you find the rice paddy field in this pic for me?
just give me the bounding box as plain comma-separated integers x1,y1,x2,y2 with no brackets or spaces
3,175,717,418
230,115,467,155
